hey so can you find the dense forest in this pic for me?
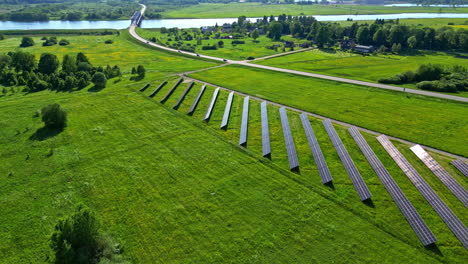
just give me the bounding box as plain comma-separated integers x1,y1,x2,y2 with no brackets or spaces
0,0,139,21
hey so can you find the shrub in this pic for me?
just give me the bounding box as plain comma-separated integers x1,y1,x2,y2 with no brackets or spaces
378,75,403,84
41,103,67,129
59,39,70,46
50,204,114,263
91,72,107,88
201,45,217,50
231,40,245,44
104,39,113,44
416,64,444,81
20,37,34,47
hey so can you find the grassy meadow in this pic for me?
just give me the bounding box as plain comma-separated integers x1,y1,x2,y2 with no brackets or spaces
161,3,468,18
189,65,468,157
254,49,468,96
139,76,468,262
0,31,218,79
136,28,305,60
336,18,468,28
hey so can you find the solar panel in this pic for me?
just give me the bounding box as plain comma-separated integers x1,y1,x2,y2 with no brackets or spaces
279,108,299,171
220,92,234,129
323,119,371,201
139,83,150,92
452,159,468,178
300,113,332,184
410,145,468,207
377,135,467,249
160,78,183,103
239,96,250,146
187,85,206,116
149,80,167,98
261,101,271,158
349,129,437,246
173,82,194,110
203,87,220,122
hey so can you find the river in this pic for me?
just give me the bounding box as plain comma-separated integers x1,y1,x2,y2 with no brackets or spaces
1,13,467,30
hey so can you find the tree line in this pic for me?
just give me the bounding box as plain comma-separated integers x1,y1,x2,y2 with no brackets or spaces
0,49,121,94
229,15,468,52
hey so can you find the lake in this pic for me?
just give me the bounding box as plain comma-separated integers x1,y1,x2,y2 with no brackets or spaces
1,13,467,30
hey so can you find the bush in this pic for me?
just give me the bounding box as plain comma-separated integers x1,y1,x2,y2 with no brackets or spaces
41,103,67,129
19,37,34,47
201,45,217,50
231,40,245,45
378,75,403,84
416,64,445,81
104,39,113,44
416,80,458,93
50,204,117,263
91,72,107,88
59,39,70,46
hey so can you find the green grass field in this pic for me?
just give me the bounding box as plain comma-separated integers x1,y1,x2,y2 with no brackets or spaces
1,31,468,263
0,31,217,78
254,49,468,97
136,28,305,60
1,69,467,263
189,65,468,157
161,3,468,18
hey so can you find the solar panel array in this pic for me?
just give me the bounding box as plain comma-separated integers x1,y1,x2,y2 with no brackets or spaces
173,82,194,110
279,108,299,171
377,135,467,249
139,83,150,92
451,159,468,178
261,101,271,158
300,113,332,184
410,145,468,207
348,129,436,246
204,87,220,121
187,85,206,116
239,96,250,146
220,92,234,129
149,80,167,98
161,78,183,103
323,119,371,201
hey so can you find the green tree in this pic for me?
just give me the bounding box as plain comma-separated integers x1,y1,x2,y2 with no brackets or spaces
0,54,11,72
356,26,371,45
19,36,34,47
50,204,99,263
62,54,77,73
38,53,60,75
137,65,145,79
10,51,36,72
388,25,406,46
268,21,283,41
372,29,386,46
217,40,224,48
315,25,331,48
407,36,418,49
0,34,4,40
76,52,90,65
251,29,259,41
41,103,67,129
391,43,402,54
91,72,107,88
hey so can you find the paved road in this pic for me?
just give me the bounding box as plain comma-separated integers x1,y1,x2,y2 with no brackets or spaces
130,4,467,103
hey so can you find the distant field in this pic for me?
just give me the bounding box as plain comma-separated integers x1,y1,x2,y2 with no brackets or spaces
0,31,217,75
136,28,304,60
254,49,468,97
189,65,468,157
162,3,468,18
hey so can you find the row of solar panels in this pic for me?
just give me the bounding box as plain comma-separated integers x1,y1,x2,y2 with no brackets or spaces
140,79,468,248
